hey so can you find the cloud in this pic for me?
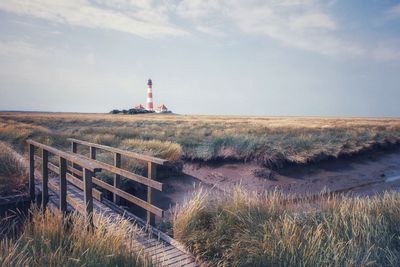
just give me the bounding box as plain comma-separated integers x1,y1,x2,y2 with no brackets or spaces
387,3,400,19
0,40,46,58
372,40,400,62
1,0,399,61
0,0,187,38
174,0,365,57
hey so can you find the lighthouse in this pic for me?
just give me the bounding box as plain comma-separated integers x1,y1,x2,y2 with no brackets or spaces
146,79,154,111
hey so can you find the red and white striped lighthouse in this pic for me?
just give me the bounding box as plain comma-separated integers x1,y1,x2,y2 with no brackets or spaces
146,79,154,111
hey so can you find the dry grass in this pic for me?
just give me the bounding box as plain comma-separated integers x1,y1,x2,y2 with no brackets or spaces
0,142,27,196
1,112,400,167
173,188,400,266
121,139,182,162
0,208,150,267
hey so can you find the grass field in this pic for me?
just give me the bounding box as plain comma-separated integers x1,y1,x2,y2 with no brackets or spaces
1,112,400,168
0,209,148,266
173,188,400,266
1,112,400,266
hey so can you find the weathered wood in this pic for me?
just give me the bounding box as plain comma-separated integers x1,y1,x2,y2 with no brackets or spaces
72,141,77,154
68,164,83,177
162,254,194,266
147,162,156,225
90,146,96,160
59,157,67,213
83,168,93,226
92,177,163,217
37,169,198,267
29,144,35,201
42,149,49,209
67,173,102,201
114,152,121,204
71,141,81,178
76,156,163,191
68,138,169,165
27,139,101,172
34,156,102,201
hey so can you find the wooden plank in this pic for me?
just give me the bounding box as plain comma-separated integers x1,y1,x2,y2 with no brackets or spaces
152,251,182,265
83,168,93,226
29,144,35,201
35,156,102,201
146,244,174,255
170,258,196,266
67,138,169,165
182,262,198,267
42,149,49,209
91,177,163,217
59,157,67,213
76,156,163,191
155,250,186,263
27,139,101,172
113,153,121,204
162,255,194,266
147,162,156,225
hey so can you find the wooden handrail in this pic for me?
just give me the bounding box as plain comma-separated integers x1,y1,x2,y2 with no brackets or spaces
92,177,163,217
34,155,103,201
74,155,163,191
28,139,100,226
67,138,169,165
68,138,167,225
28,138,167,226
27,139,101,172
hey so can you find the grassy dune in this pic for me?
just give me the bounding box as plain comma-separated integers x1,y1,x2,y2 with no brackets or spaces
173,188,400,266
0,209,148,266
1,112,400,168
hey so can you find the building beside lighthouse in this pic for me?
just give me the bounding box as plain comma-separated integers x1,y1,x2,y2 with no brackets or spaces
134,78,172,114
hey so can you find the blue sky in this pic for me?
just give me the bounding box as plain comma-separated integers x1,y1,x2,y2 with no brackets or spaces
0,0,399,116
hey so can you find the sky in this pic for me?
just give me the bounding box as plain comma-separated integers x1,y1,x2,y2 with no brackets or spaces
0,0,400,116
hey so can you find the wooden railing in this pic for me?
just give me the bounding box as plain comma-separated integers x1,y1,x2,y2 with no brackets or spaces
68,138,167,225
28,138,168,226
27,139,102,225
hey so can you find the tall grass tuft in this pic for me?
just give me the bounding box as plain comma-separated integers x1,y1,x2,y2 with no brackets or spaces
121,139,182,162
0,142,27,196
0,208,150,266
173,188,400,266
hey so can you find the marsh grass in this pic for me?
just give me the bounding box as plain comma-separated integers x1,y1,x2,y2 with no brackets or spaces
1,112,400,167
0,208,150,267
0,142,27,196
173,188,400,266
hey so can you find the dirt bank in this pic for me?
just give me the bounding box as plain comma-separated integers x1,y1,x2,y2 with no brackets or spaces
182,147,400,196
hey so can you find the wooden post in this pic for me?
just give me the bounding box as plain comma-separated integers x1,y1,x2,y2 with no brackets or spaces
29,144,35,201
71,141,78,174
41,149,49,210
71,141,77,154
147,162,156,226
113,153,121,205
83,168,93,227
59,157,67,213
90,146,96,160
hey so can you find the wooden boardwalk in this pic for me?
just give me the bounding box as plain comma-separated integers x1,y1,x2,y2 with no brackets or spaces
28,139,198,267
